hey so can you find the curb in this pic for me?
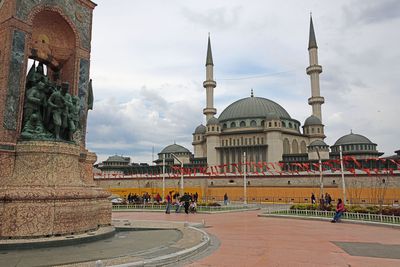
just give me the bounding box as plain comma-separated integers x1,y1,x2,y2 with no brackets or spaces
0,226,116,250
110,226,211,267
258,213,400,229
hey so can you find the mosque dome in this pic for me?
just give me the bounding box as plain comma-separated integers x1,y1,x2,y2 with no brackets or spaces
309,140,328,147
160,144,191,154
218,96,291,122
194,124,206,134
265,112,280,121
304,115,322,126
334,133,373,146
206,116,220,126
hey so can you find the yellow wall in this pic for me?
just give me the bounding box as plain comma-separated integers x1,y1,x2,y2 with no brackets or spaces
108,186,400,204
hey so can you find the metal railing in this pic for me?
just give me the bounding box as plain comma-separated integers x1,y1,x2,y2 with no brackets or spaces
112,203,257,212
267,209,400,225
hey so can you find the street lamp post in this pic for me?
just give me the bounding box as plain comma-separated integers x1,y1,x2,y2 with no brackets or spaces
162,154,166,200
316,148,324,199
243,152,247,205
171,153,184,196
339,145,347,204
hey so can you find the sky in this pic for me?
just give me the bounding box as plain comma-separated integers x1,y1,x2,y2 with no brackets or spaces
87,0,400,164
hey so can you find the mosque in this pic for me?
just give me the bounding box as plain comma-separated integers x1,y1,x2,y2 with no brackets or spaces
168,16,382,168
95,17,400,203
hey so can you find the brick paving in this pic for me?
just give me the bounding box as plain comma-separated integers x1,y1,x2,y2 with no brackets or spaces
113,210,400,267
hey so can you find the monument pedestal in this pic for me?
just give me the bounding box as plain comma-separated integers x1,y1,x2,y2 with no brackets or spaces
0,141,111,238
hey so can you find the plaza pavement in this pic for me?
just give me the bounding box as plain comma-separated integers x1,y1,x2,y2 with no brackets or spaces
113,210,400,267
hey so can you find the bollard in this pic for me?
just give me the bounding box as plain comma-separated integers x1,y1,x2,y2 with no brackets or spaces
202,219,206,227
95,260,104,267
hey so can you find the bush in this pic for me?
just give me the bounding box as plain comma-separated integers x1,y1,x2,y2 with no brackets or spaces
290,204,318,210
290,204,400,216
197,202,221,207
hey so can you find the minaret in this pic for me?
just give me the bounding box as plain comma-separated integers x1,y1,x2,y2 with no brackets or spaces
306,15,324,122
203,34,217,121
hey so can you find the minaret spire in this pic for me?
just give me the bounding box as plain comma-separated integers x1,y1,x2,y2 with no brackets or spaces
308,15,318,50
206,33,214,66
306,15,324,122
203,34,217,121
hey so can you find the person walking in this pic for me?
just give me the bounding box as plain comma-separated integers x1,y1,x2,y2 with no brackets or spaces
311,193,316,204
224,193,229,205
165,191,172,214
331,198,345,223
181,193,191,214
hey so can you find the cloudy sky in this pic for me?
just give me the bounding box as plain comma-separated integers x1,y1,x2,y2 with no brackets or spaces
87,0,400,164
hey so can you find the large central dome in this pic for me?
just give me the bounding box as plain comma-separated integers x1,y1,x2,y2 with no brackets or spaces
218,96,291,122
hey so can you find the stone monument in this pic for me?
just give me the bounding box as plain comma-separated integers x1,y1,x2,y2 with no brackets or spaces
0,0,111,238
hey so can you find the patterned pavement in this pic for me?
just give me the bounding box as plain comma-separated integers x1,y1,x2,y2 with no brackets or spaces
113,210,400,267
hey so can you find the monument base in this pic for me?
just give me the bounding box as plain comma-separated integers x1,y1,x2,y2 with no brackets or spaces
0,141,111,238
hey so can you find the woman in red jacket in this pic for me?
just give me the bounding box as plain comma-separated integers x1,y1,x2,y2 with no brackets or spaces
331,198,345,223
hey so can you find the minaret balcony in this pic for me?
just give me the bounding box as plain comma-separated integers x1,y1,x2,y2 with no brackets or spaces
203,80,217,88
306,65,322,74
308,96,325,105
203,107,217,115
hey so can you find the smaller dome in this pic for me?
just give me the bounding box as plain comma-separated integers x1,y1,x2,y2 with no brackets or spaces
265,112,280,121
334,132,373,146
160,144,191,154
309,140,328,147
105,155,130,162
194,124,206,134
304,115,322,126
206,116,219,126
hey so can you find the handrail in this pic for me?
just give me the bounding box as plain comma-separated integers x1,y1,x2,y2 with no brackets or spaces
267,209,400,225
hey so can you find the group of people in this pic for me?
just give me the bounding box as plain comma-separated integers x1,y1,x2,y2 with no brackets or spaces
22,62,81,141
165,191,198,214
311,192,346,223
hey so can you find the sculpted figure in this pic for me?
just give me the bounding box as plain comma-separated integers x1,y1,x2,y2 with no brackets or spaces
67,96,80,141
20,113,52,140
23,81,47,126
48,82,72,139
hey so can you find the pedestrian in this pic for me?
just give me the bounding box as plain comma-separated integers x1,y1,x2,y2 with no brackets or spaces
224,193,229,205
311,193,316,204
181,193,191,214
331,198,345,223
165,191,172,214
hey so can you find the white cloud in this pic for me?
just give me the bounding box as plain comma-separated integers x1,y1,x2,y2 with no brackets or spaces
87,0,400,163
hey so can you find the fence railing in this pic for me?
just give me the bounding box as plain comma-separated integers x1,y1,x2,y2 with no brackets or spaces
200,196,400,206
112,203,257,212
267,209,400,225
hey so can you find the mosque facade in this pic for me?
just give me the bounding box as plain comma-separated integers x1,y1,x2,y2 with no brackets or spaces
191,17,381,168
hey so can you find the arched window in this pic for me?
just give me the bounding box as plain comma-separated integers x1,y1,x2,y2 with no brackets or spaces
240,121,246,127
230,122,236,128
283,138,290,154
311,128,314,133
289,122,292,128
292,140,299,154
300,141,307,153
261,120,265,127
212,126,214,131
274,122,277,127
317,128,320,133
250,120,257,127
282,121,286,127
223,123,227,129
268,122,272,127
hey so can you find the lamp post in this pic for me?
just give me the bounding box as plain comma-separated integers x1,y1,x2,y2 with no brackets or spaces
162,154,166,200
171,153,184,196
243,152,247,205
316,148,324,199
339,145,347,204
